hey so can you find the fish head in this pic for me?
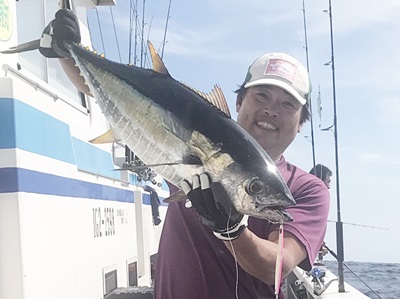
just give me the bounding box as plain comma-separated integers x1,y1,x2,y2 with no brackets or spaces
217,161,295,223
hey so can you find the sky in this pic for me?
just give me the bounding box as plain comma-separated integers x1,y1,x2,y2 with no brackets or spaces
86,0,400,264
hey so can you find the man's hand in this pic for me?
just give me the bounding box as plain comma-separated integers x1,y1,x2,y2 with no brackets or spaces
180,173,248,241
39,9,81,58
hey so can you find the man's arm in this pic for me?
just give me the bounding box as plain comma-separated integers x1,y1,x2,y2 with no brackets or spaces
181,173,308,284
224,228,307,284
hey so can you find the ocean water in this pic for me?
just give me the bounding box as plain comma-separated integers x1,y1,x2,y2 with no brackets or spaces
324,260,400,299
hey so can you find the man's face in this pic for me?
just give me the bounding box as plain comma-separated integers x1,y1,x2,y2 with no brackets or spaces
323,176,332,189
236,85,303,160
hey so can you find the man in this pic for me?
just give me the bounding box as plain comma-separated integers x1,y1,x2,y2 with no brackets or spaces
309,164,333,189
154,52,330,299
309,164,333,259
40,10,329,299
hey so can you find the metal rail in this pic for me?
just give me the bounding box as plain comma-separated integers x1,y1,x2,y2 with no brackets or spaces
2,63,88,115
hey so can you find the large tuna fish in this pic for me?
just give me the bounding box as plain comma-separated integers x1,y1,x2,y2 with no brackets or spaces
1,39,296,222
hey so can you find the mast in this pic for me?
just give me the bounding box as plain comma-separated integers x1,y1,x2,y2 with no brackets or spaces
326,0,345,292
301,0,316,168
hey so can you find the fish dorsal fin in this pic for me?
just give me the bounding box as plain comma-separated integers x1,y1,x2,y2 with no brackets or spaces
146,40,230,117
147,40,170,75
184,83,231,118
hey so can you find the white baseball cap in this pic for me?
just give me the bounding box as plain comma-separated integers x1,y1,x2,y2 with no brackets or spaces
242,52,311,105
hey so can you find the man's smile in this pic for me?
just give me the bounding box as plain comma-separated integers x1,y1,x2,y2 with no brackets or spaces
256,120,278,131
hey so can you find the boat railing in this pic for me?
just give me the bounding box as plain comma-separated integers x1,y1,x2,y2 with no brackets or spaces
2,63,88,115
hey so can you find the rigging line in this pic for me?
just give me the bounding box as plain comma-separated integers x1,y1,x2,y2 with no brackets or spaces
324,245,383,299
109,6,122,63
161,0,173,59
327,220,389,230
342,265,382,299
86,13,93,44
95,8,106,56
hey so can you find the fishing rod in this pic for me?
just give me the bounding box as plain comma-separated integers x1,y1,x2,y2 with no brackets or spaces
128,0,138,65
140,0,147,67
161,0,173,59
324,244,383,299
323,0,346,292
301,0,316,169
109,7,122,63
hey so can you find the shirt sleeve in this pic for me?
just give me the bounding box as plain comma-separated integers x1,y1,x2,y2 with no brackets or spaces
278,171,330,270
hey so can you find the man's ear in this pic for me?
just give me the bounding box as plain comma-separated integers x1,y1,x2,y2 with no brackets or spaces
236,102,241,113
236,92,244,113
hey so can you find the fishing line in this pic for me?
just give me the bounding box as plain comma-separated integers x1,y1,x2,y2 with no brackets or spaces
226,208,240,299
274,222,284,299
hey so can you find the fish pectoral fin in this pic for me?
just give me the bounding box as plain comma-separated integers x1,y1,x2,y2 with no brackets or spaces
147,40,170,76
182,154,203,166
163,190,187,203
0,39,41,54
89,128,121,144
182,83,231,118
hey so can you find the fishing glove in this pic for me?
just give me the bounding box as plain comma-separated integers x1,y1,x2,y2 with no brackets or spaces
39,9,81,58
181,173,248,241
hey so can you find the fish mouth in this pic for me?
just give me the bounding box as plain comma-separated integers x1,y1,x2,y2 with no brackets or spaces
256,205,294,223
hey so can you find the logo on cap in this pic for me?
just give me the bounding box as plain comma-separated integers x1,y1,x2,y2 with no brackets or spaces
264,59,297,83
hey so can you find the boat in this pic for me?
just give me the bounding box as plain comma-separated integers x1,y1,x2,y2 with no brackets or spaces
285,258,371,299
0,1,376,298
0,1,168,298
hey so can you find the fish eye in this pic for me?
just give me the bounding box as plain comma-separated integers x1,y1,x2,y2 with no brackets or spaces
246,178,265,196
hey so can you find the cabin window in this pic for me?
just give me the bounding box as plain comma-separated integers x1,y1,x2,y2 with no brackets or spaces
150,252,157,287
127,260,138,287
16,0,84,106
103,268,118,296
